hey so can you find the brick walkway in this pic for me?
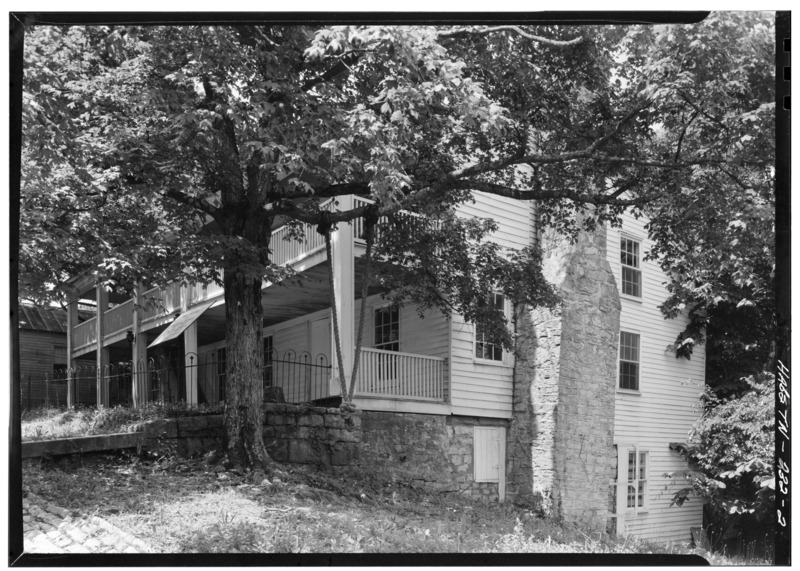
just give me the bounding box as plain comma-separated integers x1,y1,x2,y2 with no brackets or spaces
23,492,151,554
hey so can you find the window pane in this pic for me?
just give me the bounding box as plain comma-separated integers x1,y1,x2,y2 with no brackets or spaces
619,332,640,390
619,362,639,390
621,238,640,268
627,484,636,508
622,267,642,297
638,481,645,507
475,294,505,361
639,452,647,480
628,451,636,481
375,307,399,351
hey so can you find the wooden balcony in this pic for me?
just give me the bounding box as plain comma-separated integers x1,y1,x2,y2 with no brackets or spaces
69,195,435,359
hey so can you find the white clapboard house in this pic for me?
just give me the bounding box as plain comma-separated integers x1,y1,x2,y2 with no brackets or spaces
61,193,704,543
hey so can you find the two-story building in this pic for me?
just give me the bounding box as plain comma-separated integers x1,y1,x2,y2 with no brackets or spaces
61,192,704,543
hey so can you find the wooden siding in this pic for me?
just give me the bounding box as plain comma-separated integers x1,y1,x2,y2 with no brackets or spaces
450,193,534,419
456,191,534,250
608,213,705,542
19,330,68,381
449,305,514,419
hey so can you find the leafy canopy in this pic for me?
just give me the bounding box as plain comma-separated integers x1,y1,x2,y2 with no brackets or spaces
21,17,774,344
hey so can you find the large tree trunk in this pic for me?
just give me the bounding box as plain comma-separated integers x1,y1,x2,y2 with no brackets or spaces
222,265,269,469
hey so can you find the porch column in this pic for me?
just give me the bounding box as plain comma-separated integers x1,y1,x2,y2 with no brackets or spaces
65,298,78,409
132,284,148,407
95,285,110,407
181,286,199,407
330,194,355,397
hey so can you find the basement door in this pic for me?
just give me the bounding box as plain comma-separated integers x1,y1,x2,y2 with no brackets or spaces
473,426,507,501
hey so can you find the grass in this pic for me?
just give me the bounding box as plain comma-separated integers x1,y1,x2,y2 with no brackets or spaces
20,406,773,561
20,449,766,562
21,403,224,442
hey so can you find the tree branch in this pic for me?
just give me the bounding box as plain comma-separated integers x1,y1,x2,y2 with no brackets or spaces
267,182,372,202
446,178,644,207
164,188,223,224
438,25,583,47
301,52,360,92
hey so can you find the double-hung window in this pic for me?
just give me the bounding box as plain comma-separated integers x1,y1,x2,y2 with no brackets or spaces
620,237,642,298
475,293,505,362
374,306,400,352
619,331,640,391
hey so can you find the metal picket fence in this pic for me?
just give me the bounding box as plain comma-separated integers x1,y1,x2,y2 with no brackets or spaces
22,349,332,411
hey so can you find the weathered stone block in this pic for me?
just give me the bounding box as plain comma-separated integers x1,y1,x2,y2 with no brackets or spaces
266,414,286,426
328,428,360,443
264,403,287,414
145,419,178,439
177,415,208,433
266,438,289,462
288,439,330,465
297,414,324,427
324,414,345,429
295,426,321,441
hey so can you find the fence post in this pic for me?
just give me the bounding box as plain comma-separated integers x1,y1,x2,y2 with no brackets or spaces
67,369,75,411
66,300,77,409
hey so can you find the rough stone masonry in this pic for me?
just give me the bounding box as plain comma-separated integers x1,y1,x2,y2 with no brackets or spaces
508,223,621,530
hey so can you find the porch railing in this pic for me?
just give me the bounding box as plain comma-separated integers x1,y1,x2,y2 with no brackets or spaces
103,298,134,338
30,346,447,410
354,347,446,401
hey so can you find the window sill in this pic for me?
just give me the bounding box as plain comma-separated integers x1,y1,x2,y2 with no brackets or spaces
616,388,642,396
620,293,643,304
472,358,512,368
626,509,649,516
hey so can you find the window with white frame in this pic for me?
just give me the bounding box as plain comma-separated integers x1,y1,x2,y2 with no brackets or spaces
620,237,642,297
374,306,399,351
619,331,640,391
626,449,649,510
475,292,505,362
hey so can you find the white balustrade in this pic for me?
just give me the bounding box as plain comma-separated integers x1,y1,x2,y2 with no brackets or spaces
354,347,445,402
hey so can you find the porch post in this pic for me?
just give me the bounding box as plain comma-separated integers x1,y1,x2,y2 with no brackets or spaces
181,286,199,407
132,284,148,407
95,285,110,407
65,298,78,409
330,194,355,398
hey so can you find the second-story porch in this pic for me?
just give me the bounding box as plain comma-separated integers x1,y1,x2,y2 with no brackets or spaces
63,195,451,413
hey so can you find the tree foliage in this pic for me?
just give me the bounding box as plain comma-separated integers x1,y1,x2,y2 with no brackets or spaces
19,15,776,467
670,373,775,548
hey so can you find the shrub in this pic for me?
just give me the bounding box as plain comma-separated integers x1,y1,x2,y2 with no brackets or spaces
670,372,775,558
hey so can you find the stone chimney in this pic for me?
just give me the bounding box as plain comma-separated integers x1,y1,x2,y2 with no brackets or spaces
507,222,620,530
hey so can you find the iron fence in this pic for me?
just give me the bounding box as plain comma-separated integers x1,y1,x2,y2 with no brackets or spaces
22,349,332,411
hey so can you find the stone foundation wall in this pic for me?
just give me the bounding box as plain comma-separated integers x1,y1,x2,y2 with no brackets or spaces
346,411,507,501
138,407,510,503
136,403,361,467
509,223,620,529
